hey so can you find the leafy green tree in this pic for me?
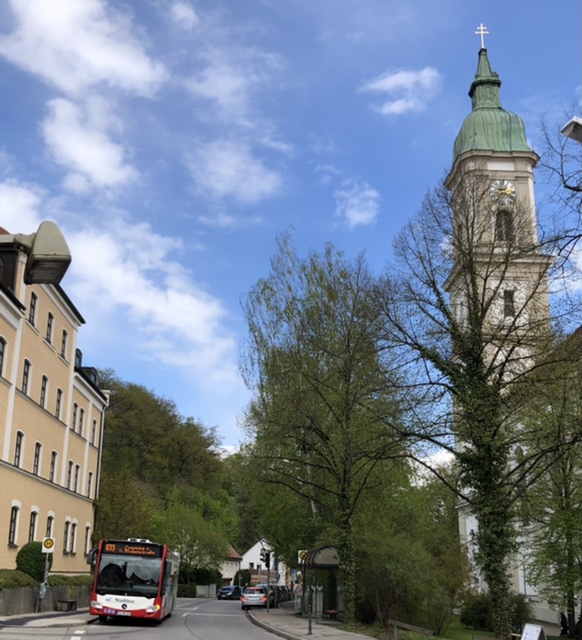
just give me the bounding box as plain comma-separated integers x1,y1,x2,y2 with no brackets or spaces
240,235,408,622
94,469,157,540
520,355,582,635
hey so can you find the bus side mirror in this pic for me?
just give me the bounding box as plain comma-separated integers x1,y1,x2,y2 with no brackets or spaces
87,549,96,567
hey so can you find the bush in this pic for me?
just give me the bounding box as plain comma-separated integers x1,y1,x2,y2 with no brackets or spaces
16,542,51,582
460,593,533,632
460,594,491,630
48,574,93,586
0,569,38,590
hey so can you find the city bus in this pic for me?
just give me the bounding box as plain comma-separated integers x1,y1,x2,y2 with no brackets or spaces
88,538,180,623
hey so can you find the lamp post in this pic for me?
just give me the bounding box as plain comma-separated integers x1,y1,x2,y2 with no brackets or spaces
0,220,71,285
561,116,582,144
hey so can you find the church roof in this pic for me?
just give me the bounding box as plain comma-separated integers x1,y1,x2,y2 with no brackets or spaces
453,47,532,162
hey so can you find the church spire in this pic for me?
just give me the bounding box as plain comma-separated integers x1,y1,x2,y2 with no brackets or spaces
452,34,532,162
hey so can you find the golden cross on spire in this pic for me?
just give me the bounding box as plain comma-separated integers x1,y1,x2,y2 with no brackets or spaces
475,23,489,49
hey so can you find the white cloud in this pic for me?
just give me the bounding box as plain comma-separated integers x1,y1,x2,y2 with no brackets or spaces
66,217,238,383
0,0,167,97
334,179,381,228
187,139,282,205
42,97,138,191
0,181,44,232
170,1,200,30
360,67,441,116
184,48,279,125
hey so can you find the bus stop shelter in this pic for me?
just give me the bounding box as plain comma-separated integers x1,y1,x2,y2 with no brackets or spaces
299,545,342,621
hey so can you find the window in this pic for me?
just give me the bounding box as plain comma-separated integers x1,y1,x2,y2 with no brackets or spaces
87,471,93,498
495,209,513,242
504,290,516,318
33,442,42,475
71,403,78,430
60,330,68,359
28,512,38,543
91,420,97,445
46,515,54,537
22,359,31,395
46,312,54,343
0,338,5,377
8,506,19,545
74,464,80,492
70,523,77,554
67,460,73,489
63,521,70,553
55,388,63,419
79,408,85,435
28,292,38,326
40,375,48,408
14,431,23,467
49,451,57,482
84,525,91,555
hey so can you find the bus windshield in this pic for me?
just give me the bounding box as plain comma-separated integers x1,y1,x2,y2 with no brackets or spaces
96,553,162,597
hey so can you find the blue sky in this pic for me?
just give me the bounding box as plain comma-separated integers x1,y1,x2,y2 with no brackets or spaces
0,0,579,450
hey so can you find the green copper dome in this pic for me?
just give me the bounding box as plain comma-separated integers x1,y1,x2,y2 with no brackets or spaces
453,48,532,162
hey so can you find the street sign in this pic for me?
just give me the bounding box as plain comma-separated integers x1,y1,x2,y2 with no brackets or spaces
298,549,308,563
42,537,55,554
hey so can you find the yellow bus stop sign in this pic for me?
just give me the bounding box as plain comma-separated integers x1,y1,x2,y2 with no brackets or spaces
42,537,55,554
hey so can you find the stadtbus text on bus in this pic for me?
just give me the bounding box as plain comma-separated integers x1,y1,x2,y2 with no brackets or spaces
88,538,180,623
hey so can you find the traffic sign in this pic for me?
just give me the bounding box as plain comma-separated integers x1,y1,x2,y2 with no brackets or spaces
298,549,308,563
42,537,55,554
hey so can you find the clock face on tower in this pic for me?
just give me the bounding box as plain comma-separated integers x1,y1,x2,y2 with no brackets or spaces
489,179,516,204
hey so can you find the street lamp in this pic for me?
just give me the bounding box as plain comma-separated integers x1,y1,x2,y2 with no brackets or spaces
561,116,582,144
0,221,71,285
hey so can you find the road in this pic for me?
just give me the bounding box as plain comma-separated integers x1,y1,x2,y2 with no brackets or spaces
0,598,278,640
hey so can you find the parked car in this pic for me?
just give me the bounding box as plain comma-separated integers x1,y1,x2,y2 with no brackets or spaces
255,584,277,607
217,585,242,600
241,586,269,610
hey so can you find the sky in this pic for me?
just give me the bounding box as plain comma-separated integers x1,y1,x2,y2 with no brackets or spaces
0,0,579,451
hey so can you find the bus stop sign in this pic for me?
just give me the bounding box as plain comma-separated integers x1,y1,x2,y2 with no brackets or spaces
42,537,55,554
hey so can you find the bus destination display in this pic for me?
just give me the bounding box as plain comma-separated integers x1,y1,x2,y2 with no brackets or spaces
103,541,162,557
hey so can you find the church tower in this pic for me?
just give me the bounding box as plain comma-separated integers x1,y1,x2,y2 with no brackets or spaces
446,32,555,622
444,36,552,371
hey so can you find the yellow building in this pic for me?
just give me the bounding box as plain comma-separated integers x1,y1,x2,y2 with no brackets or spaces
0,225,108,574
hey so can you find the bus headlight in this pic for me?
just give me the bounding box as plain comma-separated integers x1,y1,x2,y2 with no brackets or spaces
145,604,161,614
91,601,103,610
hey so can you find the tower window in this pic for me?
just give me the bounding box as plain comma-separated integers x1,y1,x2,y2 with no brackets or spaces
504,290,516,318
74,464,80,492
71,403,78,431
496,209,514,242
79,408,85,435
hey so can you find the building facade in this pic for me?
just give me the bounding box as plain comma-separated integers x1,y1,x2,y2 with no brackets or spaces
0,227,108,574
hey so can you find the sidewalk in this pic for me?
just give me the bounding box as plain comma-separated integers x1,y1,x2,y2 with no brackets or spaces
0,608,93,628
249,602,373,640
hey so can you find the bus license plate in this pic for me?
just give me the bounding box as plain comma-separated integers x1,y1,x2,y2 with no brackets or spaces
117,611,131,616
